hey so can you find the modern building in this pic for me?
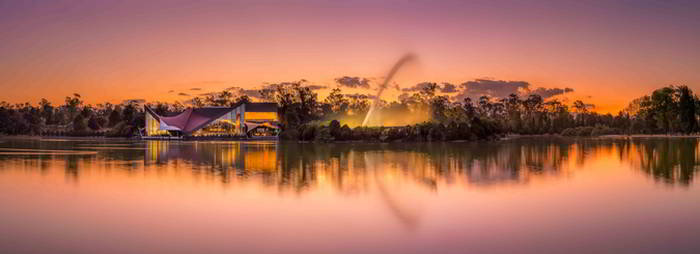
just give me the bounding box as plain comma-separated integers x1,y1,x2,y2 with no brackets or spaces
144,102,279,138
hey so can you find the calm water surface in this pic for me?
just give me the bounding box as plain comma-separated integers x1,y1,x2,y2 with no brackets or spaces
1,137,699,253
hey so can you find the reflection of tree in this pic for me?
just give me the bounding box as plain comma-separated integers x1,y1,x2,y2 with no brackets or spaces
2,137,699,189
64,155,80,181
273,139,583,190
630,138,699,186
272,138,700,190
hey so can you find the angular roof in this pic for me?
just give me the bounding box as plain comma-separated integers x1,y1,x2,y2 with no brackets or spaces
145,103,278,134
146,107,231,133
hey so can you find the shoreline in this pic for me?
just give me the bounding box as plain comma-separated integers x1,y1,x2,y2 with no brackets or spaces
506,134,700,139
0,135,136,141
599,134,700,138
0,135,278,142
2,134,700,143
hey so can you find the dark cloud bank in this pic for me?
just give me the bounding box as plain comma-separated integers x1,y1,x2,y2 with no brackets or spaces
452,79,574,101
402,82,458,93
335,76,371,89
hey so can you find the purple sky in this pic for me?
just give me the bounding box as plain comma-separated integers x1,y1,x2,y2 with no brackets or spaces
1,0,699,112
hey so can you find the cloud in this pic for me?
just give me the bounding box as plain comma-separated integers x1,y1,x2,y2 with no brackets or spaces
305,85,328,90
440,82,458,93
401,82,458,94
122,99,146,104
190,88,202,91
457,79,530,100
167,90,174,93
171,80,228,88
453,79,576,101
224,86,264,99
528,87,574,99
225,86,243,92
242,89,263,99
401,82,435,92
178,92,191,96
198,80,226,85
344,93,377,100
335,76,371,89
182,98,198,106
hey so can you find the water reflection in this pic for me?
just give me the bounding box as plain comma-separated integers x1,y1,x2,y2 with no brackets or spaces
146,141,277,171
3,137,700,253
622,138,700,185
0,137,699,188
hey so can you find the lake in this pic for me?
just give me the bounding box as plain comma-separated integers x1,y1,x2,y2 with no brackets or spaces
1,137,699,253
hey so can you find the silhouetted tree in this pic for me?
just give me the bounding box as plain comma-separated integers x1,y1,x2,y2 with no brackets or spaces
677,85,696,133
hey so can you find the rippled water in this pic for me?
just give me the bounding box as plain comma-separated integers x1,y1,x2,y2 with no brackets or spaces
1,137,699,253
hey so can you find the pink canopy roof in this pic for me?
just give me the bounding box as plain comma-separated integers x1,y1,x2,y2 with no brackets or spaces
145,106,234,133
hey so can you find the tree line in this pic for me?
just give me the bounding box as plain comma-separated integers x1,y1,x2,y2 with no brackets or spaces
0,82,698,140
258,81,700,141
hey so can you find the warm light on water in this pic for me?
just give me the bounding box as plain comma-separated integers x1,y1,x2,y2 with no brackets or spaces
1,137,700,253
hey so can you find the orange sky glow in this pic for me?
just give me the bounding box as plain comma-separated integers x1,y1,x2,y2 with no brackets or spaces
1,0,699,113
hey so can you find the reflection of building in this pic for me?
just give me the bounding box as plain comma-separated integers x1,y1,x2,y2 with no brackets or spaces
144,141,278,171
144,103,279,138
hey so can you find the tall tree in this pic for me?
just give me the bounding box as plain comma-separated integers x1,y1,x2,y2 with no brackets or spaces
64,93,83,122
324,88,349,114
676,85,696,134
649,87,678,133
38,98,55,124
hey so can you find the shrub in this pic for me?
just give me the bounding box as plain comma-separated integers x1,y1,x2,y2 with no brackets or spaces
73,115,86,131
300,124,317,141
106,121,135,137
338,124,352,141
279,129,299,140
561,125,620,137
314,126,334,142
88,116,102,130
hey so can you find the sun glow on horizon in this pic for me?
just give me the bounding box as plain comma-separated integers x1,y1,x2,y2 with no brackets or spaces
1,1,699,114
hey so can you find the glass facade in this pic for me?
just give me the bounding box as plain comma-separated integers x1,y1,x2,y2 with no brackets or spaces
146,113,169,136
191,117,241,137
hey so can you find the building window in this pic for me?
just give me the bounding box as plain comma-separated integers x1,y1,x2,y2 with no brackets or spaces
146,114,169,136
192,118,241,136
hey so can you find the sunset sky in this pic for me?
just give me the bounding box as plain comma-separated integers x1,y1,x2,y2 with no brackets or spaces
1,0,699,113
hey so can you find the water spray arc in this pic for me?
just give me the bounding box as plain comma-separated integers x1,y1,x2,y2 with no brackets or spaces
361,54,416,127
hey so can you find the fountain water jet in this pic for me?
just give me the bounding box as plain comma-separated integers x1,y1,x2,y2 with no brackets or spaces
361,54,416,126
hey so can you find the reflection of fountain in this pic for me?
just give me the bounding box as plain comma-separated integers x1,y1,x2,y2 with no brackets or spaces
363,152,421,229
361,54,416,126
